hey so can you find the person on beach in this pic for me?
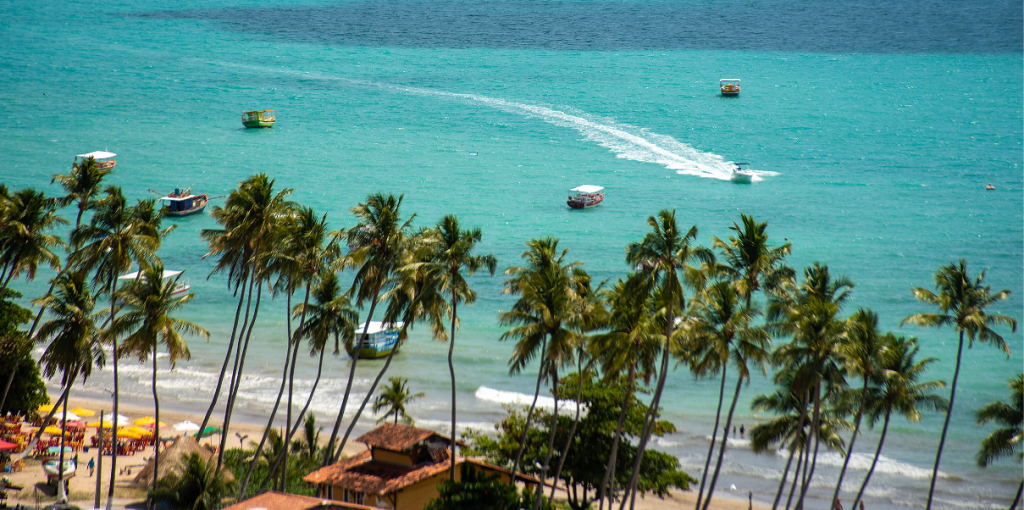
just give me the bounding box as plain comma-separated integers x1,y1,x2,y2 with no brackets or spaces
740,424,745,437
88,457,94,476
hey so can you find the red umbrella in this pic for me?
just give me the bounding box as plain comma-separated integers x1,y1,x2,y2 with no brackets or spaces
0,439,17,451
66,420,86,430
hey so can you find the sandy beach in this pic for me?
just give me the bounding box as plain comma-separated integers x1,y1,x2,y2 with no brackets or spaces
3,394,766,510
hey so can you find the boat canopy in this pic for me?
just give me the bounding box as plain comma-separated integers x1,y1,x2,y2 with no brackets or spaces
118,270,183,280
720,79,740,84
159,194,196,201
570,185,604,193
76,151,116,159
357,321,404,335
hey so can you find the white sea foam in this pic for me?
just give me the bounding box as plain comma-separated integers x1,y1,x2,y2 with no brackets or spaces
475,386,556,410
774,449,950,480
704,435,753,448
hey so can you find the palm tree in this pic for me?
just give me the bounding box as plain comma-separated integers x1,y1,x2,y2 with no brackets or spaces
694,281,771,510
153,452,234,510
768,263,853,509
711,213,793,310
829,309,886,509
499,236,587,494
975,374,1023,509
36,269,104,504
402,215,496,479
325,193,417,466
373,377,424,424
851,334,948,510
71,187,162,509
901,259,1017,510
592,275,661,510
0,188,66,293
619,210,713,510
110,262,209,499
198,174,293,474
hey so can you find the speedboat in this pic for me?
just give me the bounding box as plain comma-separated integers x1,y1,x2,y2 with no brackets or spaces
720,79,740,96
158,187,209,217
43,459,76,480
567,185,605,209
731,163,755,183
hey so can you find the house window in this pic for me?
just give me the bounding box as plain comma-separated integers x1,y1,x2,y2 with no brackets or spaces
327,486,334,500
344,489,365,504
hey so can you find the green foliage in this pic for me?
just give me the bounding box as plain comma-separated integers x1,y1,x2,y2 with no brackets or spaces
223,427,320,501
975,373,1023,468
463,372,694,510
0,289,47,415
424,463,543,510
153,452,235,510
373,376,424,425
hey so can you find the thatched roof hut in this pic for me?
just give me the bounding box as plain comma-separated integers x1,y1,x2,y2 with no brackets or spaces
133,435,235,486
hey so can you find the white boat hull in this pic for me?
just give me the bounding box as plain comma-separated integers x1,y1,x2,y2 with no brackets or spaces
731,171,754,183
43,460,76,479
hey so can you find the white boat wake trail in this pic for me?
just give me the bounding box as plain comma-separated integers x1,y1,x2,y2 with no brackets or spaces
208,60,775,180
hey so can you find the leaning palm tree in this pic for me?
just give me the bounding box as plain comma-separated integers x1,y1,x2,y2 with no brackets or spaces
402,215,496,479
711,213,793,310
592,275,661,510
619,210,713,510
110,261,209,498
326,193,416,465
499,236,587,493
694,281,771,510
36,269,105,504
851,334,948,510
373,376,425,424
71,187,162,509
0,188,66,293
829,308,887,509
975,373,1023,509
901,259,1017,510
198,174,293,474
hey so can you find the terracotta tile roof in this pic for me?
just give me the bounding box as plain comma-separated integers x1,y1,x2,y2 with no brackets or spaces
219,490,377,510
354,422,442,451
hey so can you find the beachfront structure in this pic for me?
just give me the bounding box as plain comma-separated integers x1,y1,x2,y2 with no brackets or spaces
220,491,375,510
304,423,537,510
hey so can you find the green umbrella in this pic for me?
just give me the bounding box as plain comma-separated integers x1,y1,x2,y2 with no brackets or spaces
198,426,221,438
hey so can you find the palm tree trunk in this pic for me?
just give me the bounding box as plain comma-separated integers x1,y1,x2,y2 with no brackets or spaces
0,254,21,294
197,275,248,438
13,390,68,463
696,365,729,510
926,331,964,510
333,321,409,463
619,313,673,510
598,363,634,510
324,290,380,466
701,373,744,510
238,322,294,498
852,408,890,510
216,282,262,474
58,381,70,503
105,277,120,510
551,354,584,501
831,377,869,509
0,358,19,414
261,344,326,493
448,298,458,481
796,382,822,510
534,366,560,510
151,347,161,505
773,439,799,510
785,439,805,510
281,285,299,492
510,337,548,484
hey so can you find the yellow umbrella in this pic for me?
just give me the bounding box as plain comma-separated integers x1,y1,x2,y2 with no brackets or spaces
117,429,142,440
125,426,153,436
38,404,55,413
69,407,95,417
43,425,65,435
89,420,116,429
133,417,156,426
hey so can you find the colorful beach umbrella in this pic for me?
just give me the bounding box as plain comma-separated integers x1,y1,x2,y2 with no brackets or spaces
57,411,81,421
100,413,131,427
46,445,73,454
198,426,221,438
124,426,153,436
65,420,86,429
68,407,95,417
89,420,116,429
44,426,65,435
0,439,17,451
37,404,55,413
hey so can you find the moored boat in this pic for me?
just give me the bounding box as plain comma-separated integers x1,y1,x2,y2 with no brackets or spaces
119,269,191,295
730,162,755,183
159,188,209,217
75,151,116,170
242,110,275,128
567,185,604,209
347,322,404,359
720,79,740,96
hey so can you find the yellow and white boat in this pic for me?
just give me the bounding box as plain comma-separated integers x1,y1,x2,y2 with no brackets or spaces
720,79,740,96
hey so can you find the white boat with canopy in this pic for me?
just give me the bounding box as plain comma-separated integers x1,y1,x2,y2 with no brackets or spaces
118,269,190,295
567,185,605,209
75,151,116,170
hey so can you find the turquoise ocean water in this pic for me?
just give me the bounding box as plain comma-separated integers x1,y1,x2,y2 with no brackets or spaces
2,0,1022,507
